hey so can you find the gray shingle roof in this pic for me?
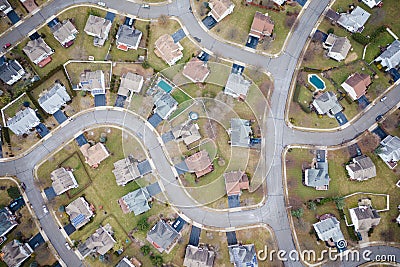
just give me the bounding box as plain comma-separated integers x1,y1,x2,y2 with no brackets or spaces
183,245,215,267
0,208,17,237
51,167,78,195
305,162,330,188
65,197,93,229
375,40,400,71
119,187,151,216
228,244,257,267
313,217,344,243
378,135,400,165
146,220,180,253
0,60,25,85
1,240,33,267
116,25,142,49
7,107,41,135
230,118,252,147
224,73,251,99
78,224,116,258
153,91,178,119
312,91,343,115
346,155,376,180
337,6,370,33
38,83,71,114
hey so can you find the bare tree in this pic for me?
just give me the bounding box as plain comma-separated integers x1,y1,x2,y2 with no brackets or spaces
158,14,168,25
228,28,237,40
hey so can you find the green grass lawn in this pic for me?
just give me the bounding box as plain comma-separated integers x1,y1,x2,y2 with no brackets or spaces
64,62,112,86
30,70,72,99
1,93,35,119
170,88,192,104
0,180,18,207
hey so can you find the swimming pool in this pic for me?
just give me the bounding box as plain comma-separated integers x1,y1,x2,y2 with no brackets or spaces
308,74,326,90
158,79,173,93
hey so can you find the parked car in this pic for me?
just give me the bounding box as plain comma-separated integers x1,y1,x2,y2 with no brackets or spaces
193,37,201,43
141,4,150,8
97,2,106,7
42,205,48,214
65,242,71,250
376,115,383,122
380,96,387,102
3,43,11,49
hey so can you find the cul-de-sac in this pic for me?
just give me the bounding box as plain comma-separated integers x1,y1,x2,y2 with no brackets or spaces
0,0,399,266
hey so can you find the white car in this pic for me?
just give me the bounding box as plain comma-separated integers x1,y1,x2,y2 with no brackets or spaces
97,1,106,7
141,4,150,8
65,242,71,250
380,96,387,102
42,205,48,214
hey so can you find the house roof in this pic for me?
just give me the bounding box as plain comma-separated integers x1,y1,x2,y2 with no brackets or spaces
327,34,351,60
378,135,400,164
325,9,340,22
116,257,141,267
51,167,78,195
116,25,142,49
79,142,110,167
0,0,12,15
0,60,24,85
118,72,143,96
224,170,249,196
337,6,370,33
118,187,150,216
0,208,17,237
6,107,41,136
154,34,183,66
185,150,214,178
66,197,93,229
146,220,180,252
38,83,71,114
313,217,345,243
361,0,382,8
349,204,380,232
113,156,141,186
79,70,105,94
230,118,252,147
346,155,376,180
84,15,111,39
312,91,343,115
342,73,371,99
183,245,215,267
305,162,330,188
208,0,234,21
153,90,178,119
249,12,274,38
172,122,202,146
224,73,251,99
22,38,53,64
375,40,400,71
78,224,116,257
52,20,78,45
182,58,210,83
228,244,257,267
1,240,33,267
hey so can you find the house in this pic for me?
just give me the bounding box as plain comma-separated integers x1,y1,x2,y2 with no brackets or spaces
182,58,210,83
185,150,214,178
0,59,25,85
116,257,142,267
272,0,286,5
313,216,346,247
52,20,78,47
224,73,251,99
153,90,178,119
50,167,78,195
0,0,12,16
249,12,274,39
341,73,371,100
19,0,38,13
0,208,17,237
323,34,352,62
208,0,234,22
224,170,249,196
116,25,143,51
337,6,370,33
304,159,330,190
171,122,201,146
113,156,141,186
154,34,183,66
118,187,151,215
78,224,116,258
346,155,376,181
374,40,400,71
77,70,106,95
0,240,33,267
66,197,93,230
38,83,71,114
7,108,41,135
84,15,112,47
325,9,341,22
312,91,343,117
183,244,215,267
349,199,380,234
361,0,382,8
228,244,258,267
22,38,54,67
377,135,400,169
79,142,110,168
230,118,252,148
118,72,144,97
146,220,180,253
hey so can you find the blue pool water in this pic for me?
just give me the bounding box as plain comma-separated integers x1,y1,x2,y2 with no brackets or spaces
308,74,326,90
158,80,173,93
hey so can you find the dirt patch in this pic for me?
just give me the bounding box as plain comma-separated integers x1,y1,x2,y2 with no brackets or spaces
344,52,358,64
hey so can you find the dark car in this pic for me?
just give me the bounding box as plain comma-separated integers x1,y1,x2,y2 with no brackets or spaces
193,37,201,43
376,115,383,122
3,43,11,49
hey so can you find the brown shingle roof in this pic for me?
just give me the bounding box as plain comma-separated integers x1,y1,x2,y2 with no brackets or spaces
185,150,214,178
80,143,110,168
154,34,183,66
224,171,249,196
343,73,371,99
182,58,210,83
249,12,274,38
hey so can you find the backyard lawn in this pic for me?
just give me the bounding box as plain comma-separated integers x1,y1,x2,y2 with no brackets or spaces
1,93,35,119
30,70,72,99
64,61,112,86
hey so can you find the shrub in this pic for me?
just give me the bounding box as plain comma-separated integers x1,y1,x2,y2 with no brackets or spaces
150,255,163,267
7,187,21,199
352,33,369,45
140,245,150,256
137,216,149,231
327,28,334,34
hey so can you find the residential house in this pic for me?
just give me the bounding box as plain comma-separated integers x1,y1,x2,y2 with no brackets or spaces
224,170,249,196
79,142,110,168
341,73,371,100
113,156,141,186
0,59,25,85
374,40,400,71
313,216,346,247
272,0,286,5
78,224,116,258
172,122,201,146
38,83,71,114
325,9,340,22
22,38,54,67
349,199,380,235
323,34,352,62
182,58,210,83
146,220,181,253
77,70,106,95
224,73,251,99
118,187,151,215
7,108,41,135
0,0,12,16
0,208,17,237
183,244,215,267
377,135,400,169
65,197,93,229
229,118,252,148
304,157,330,190
346,155,376,181
0,240,33,267
337,6,370,33
50,167,78,195
249,12,274,39
84,15,112,47
153,90,178,119
312,91,343,117
185,150,214,178
52,20,78,47
116,257,142,267
154,34,183,66
118,72,144,97
228,244,258,267
19,0,38,13
208,0,234,22
116,25,142,51
361,0,382,8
